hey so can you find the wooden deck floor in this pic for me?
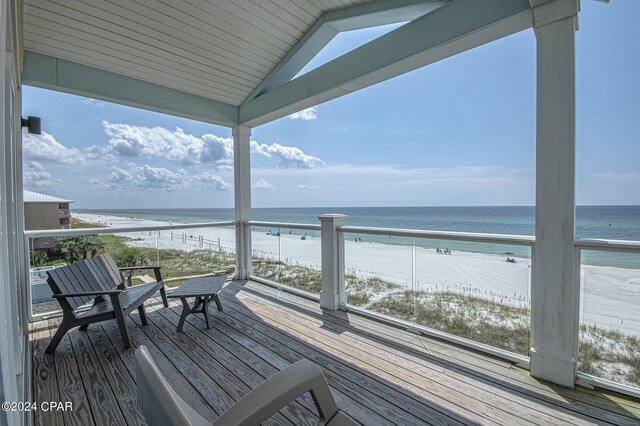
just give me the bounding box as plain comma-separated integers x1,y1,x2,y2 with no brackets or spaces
31,280,640,426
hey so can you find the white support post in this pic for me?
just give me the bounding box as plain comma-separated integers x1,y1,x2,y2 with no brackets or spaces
319,214,347,310
530,0,579,388
233,125,252,280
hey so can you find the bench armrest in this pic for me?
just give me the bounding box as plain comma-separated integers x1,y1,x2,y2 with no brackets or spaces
53,290,122,299
119,266,162,271
119,266,163,285
213,359,339,426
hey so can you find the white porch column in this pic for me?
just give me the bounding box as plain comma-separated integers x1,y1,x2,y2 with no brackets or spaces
233,125,252,279
530,0,579,388
319,214,347,310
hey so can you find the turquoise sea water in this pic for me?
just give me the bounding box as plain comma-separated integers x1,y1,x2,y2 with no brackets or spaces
77,206,639,268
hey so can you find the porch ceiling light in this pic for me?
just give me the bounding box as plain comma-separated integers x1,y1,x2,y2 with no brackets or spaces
21,116,41,134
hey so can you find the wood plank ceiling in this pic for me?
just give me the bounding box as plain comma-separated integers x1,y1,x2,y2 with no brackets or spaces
22,0,373,106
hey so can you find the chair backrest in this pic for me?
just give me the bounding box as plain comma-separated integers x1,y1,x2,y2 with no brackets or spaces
47,253,124,310
136,346,358,426
135,346,210,426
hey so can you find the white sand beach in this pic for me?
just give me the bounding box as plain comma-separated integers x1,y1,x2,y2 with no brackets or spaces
74,213,640,336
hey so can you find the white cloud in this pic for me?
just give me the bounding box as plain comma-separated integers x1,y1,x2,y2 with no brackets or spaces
23,131,85,164
253,179,275,190
100,121,324,169
195,172,230,190
102,122,229,165
288,107,318,121
105,165,231,192
298,184,319,190
23,161,61,189
593,172,640,183
109,165,190,191
250,141,325,169
82,98,105,107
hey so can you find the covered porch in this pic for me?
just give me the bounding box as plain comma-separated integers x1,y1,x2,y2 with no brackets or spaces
0,0,638,424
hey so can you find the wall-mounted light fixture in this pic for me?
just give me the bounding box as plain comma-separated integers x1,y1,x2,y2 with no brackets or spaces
21,116,41,135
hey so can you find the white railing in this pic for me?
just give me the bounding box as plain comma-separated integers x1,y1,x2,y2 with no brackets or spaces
25,221,236,238
245,219,535,364
573,238,640,397
23,217,640,395
339,225,534,245
247,220,322,299
248,220,321,232
338,224,534,365
246,218,640,394
574,237,640,253
24,221,237,320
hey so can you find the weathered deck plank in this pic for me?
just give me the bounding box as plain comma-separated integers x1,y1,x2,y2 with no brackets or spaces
235,281,640,422
225,282,636,425
83,324,146,426
68,326,127,426
152,296,393,425
49,319,94,426
31,321,64,426
142,301,320,426
30,281,640,426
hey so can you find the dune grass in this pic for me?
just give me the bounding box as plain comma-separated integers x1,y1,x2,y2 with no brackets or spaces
70,217,106,229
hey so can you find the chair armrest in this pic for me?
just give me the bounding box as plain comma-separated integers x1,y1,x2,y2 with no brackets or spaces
213,359,339,426
53,290,122,299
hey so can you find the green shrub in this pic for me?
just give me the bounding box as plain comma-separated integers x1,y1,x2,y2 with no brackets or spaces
113,247,148,267
30,250,48,267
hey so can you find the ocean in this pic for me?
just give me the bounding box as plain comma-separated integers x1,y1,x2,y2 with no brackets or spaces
77,206,640,268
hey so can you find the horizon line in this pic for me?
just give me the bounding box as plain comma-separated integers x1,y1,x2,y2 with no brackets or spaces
73,204,640,210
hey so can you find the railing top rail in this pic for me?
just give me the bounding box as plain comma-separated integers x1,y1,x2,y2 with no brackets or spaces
247,221,321,231
338,225,535,246
575,238,640,253
24,221,237,238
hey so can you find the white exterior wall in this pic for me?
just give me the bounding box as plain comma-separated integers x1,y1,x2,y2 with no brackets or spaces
1,0,28,424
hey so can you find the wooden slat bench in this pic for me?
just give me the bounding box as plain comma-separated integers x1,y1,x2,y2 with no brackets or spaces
45,253,168,353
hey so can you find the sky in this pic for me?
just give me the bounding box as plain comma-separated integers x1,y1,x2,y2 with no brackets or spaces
21,1,640,209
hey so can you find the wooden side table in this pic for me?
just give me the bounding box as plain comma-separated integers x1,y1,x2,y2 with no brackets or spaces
167,276,227,332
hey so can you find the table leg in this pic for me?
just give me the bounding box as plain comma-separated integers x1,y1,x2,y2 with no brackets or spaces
177,297,190,332
213,294,223,312
202,296,211,329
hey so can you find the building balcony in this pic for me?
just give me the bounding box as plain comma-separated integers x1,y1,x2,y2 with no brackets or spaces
30,280,640,425
58,209,71,218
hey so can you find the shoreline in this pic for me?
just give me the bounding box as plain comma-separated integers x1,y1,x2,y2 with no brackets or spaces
73,213,640,336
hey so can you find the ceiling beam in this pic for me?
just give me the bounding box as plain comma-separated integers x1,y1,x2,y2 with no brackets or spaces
240,0,533,127
245,0,449,101
22,51,238,127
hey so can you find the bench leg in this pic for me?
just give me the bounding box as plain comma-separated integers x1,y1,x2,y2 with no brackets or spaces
113,310,131,348
46,321,72,354
138,305,148,326
160,284,169,308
